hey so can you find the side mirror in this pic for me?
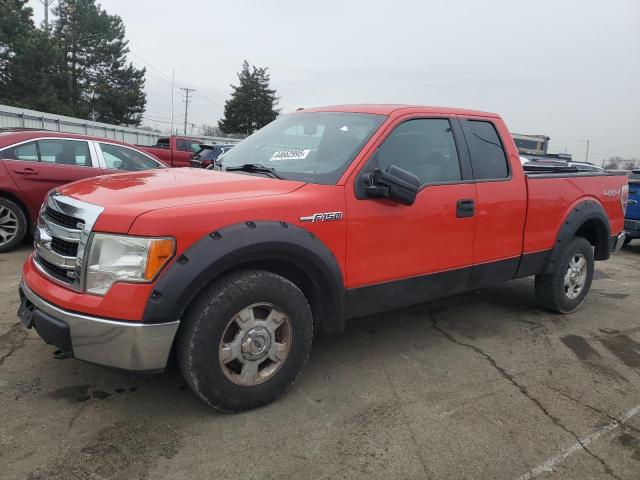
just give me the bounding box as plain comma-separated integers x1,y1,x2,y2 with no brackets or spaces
364,165,420,206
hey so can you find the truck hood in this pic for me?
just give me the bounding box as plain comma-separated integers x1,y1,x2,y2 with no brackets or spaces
56,168,305,231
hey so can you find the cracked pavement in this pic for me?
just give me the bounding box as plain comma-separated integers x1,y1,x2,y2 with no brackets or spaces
1,243,640,479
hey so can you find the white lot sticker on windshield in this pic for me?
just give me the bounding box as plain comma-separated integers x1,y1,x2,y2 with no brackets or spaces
270,149,311,161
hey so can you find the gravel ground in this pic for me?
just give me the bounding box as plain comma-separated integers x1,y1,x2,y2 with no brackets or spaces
1,243,639,480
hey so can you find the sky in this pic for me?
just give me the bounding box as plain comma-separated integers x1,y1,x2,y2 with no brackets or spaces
29,0,640,160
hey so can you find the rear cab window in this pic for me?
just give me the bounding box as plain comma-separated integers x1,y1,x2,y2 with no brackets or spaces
462,120,509,180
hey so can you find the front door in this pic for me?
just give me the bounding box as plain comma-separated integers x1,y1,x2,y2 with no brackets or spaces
345,116,477,317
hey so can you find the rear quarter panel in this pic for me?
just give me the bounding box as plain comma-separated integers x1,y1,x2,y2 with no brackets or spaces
523,174,627,253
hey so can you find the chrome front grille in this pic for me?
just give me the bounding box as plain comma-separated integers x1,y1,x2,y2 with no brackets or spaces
33,192,104,291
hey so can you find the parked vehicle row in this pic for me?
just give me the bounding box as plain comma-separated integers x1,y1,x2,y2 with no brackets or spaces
0,129,165,253
16,104,628,412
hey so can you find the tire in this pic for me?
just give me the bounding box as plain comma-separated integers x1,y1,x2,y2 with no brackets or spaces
0,198,27,253
535,236,594,314
177,269,314,412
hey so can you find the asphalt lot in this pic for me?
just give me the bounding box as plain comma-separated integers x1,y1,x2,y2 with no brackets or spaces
1,244,639,480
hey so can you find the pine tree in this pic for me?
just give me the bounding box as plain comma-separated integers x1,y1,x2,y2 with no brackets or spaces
0,1,69,113
54,0,146,125
218,60,279,135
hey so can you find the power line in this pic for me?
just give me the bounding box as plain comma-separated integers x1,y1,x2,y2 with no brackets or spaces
179,87,196,135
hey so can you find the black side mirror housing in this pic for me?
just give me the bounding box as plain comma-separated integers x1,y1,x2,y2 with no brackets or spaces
364,165,420,206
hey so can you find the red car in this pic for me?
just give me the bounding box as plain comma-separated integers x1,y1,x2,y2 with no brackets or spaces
0,129,165,252
139,135,204,167
18,105,628,412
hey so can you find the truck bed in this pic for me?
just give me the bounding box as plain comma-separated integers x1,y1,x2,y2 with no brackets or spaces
523,170,627,254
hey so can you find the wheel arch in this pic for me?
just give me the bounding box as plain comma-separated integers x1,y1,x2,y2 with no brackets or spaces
544,199,611,274
142,221,346,335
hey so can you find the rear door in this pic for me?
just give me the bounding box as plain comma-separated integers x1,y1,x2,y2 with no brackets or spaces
459,117,527,287
0,138,101,214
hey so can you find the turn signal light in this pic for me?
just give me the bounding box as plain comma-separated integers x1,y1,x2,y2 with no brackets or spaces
144,238,175,280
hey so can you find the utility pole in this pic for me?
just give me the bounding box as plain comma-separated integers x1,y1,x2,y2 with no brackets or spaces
585,139,590,163
180,87,195,135
170,70,175,137
581,138,590,163
39,0,56,31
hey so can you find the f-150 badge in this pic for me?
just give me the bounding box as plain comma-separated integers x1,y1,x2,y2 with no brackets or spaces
300,211,343,223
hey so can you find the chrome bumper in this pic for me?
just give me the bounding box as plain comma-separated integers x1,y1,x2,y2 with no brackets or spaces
612,232,626,252
20,282,179,372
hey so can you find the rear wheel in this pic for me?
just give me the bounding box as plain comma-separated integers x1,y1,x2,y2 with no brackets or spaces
535,236,594,313
0,198,27,253
177,270,314,412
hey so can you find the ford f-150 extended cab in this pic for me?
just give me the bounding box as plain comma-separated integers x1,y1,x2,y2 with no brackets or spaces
139,135,204,167
18,105,628,412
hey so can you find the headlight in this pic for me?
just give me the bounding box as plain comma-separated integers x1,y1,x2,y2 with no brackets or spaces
86,233,175,295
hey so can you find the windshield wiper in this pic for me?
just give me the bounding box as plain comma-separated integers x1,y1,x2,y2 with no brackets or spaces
226,163,283,179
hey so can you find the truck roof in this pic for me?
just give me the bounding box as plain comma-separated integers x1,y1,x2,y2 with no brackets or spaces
299,104,500,118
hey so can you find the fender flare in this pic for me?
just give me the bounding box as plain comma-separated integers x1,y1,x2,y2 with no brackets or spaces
142,221,346,334
544,200,611,274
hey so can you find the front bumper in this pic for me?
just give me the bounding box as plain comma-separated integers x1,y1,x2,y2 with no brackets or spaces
18,281,179,373
625,219,640,239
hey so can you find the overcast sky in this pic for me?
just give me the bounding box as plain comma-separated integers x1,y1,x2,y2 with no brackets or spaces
30,0,639,160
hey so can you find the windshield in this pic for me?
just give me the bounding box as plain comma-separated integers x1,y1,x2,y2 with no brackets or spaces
219,112,386,184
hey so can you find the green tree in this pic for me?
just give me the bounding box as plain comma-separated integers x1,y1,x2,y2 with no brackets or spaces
218,60,279,135
0,1,69,112
0,0,32,89
54,0,146,125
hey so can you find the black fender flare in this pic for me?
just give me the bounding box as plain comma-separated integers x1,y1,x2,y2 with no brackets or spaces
544,200,611,274
142,221,346,334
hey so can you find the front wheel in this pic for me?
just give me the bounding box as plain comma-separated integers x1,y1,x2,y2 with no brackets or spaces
177,270,314,412
535,236,594,313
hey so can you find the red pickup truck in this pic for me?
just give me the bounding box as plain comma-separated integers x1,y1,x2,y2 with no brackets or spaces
18,105,628,412
139,135,204,167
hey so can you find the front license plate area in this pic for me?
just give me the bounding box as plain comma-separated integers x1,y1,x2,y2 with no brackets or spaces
18,297,35,328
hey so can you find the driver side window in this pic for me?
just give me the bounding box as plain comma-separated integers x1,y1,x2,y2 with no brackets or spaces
377,119,461,185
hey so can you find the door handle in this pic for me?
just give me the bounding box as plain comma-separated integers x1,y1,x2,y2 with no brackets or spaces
13,168,38,175
456,199,475,218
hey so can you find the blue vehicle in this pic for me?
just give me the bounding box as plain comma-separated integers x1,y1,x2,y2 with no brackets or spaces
625,170,640,246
